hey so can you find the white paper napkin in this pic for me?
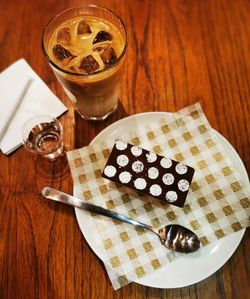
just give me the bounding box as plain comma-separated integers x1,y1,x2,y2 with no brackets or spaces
0,59,68,155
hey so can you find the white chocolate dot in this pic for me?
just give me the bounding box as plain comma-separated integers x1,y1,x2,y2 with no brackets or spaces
160,157,172,168
104,165,117,177
131,146,142,157
178,179,190,192
117,154,129,167
149,184,162,196
165,191,178,202
115,140,128,150
148,167,159,179
146,152,157,163
162,173,175,185
132,161,144,173
134,178,147,190
175,163,188,175
119,171,132,184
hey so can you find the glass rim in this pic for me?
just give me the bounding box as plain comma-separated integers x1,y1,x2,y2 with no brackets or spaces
41,5,128,77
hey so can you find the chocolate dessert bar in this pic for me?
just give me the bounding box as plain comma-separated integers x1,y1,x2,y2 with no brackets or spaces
102,140,195,207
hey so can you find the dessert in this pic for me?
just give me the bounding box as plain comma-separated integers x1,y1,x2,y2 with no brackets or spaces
102,140,195,207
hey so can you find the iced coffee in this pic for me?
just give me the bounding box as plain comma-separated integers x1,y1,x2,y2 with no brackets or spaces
42,6,127,120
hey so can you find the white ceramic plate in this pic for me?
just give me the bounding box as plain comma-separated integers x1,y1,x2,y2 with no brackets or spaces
74,112,248,288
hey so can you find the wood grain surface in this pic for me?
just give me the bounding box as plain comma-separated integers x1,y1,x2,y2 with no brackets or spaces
0,0,249,298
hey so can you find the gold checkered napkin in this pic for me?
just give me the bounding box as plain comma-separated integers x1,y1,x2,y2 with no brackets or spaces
67,103,250,290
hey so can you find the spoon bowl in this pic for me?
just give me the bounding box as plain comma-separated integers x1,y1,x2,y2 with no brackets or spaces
42,187,200,253
158,225,200,253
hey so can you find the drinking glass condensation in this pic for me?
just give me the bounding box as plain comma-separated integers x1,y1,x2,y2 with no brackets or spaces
22,115,64,160
42,6,127,120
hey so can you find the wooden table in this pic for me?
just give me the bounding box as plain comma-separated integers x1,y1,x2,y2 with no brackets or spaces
0,0,249,298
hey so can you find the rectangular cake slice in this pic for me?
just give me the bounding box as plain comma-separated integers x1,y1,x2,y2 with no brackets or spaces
102,140,195,207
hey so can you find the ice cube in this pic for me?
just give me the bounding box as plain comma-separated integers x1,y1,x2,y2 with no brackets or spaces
77,20,91,34
93,31,113,44
79,55,100,74
53,44,74,62
93,46,104,53
57,27,71,44
93,42,112,54
100,46,118,67
69,66,81,73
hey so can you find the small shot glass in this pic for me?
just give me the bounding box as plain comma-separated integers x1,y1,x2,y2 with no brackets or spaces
21,115,64,160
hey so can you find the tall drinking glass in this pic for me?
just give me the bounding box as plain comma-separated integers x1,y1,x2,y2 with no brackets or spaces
42,6,127,120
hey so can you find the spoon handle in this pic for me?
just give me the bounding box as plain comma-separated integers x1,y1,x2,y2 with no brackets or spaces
42,187,158,234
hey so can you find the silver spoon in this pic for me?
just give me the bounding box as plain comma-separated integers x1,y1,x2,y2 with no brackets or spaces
42,187,200,253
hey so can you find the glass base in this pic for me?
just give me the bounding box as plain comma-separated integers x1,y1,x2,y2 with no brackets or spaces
40,143,64,160
75,103,118,121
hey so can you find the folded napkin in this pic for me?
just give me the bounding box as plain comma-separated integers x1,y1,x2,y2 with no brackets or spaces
0,59,68,155
66,103,250,290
